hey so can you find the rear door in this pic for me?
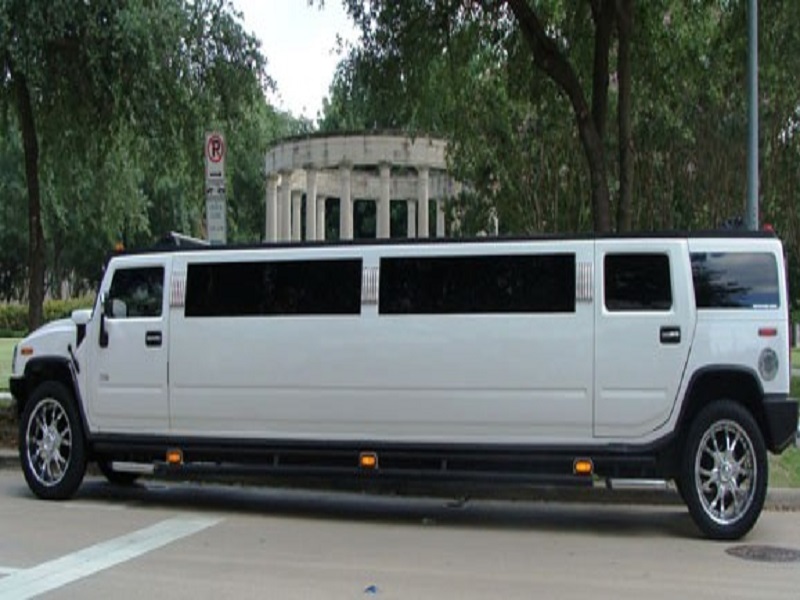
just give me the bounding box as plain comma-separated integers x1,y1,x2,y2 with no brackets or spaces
594,240,694,438
87,258,171,433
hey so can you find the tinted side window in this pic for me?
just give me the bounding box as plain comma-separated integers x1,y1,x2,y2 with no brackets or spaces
605,254,672,311
185,259,362,317
108,267,164,318
379,254,575,314
691,252,780,309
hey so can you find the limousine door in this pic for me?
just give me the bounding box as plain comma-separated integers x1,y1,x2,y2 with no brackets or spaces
85,259,171,433
594,240,694,438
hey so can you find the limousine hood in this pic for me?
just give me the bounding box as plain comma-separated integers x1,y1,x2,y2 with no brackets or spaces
12,317,77,377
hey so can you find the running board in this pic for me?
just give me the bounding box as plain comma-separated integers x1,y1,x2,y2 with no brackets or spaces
110,461,155,475
606,479,671,491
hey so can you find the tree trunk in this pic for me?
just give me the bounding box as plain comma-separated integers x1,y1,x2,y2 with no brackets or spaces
12,64,46,331
507,0,612,232
616,0,634,232
591,0,615,140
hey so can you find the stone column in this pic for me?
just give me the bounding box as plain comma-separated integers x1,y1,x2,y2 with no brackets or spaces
265,174,279,242
291,190,302,241
279,171,292,242
406,200,417,238
339,163,353,240
317,197,326,241
489,207,499,236
436,198,445,237
305,167,317,241
417,166,430,238
377,162,391,239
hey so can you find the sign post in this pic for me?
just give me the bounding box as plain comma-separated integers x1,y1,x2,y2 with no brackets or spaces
205,132,227,245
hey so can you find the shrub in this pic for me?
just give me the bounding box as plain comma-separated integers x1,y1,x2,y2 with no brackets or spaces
0,296,95,336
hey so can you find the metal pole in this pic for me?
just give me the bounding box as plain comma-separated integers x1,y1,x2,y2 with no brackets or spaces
746,0,759,231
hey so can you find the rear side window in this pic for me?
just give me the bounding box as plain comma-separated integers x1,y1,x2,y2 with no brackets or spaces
107,267,164,318
185,259,362,317
605,254,672,311
379,254,575,314
691,252,780,309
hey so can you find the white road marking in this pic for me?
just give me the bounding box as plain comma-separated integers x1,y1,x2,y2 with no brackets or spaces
0,515,221,599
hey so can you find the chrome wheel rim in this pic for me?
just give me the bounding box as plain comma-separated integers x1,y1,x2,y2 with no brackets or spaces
25,399,72,487
694,419,757,526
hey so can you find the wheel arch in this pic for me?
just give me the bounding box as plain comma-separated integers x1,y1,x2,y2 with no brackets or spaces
19,358,91,442
678,366,769,448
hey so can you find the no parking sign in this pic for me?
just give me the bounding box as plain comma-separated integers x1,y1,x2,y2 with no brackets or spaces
205,132,226,245
205,132,225,181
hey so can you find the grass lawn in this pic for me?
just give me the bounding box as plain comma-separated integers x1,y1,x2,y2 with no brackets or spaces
769,375,800,487
792,348,800,369
0,338,20,393
770,446,800,487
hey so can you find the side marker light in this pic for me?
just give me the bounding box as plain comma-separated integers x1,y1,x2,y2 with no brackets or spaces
359,452,378,470
166,449,184,465
574,458,594,476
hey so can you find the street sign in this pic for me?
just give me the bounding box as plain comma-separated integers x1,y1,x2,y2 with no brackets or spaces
206,187,227,246
205,131,226,244
205,132,226,181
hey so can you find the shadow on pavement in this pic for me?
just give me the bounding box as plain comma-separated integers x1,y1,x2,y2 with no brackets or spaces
48,475,700,540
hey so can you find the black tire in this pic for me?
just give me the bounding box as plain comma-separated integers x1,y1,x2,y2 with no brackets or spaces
19,381,87,500
673,478,687,504
679,400,767,540
97,460,140,486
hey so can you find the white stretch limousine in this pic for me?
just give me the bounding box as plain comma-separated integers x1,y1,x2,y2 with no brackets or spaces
9,233,798,539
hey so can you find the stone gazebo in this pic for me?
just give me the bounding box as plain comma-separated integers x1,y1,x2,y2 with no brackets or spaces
264,133,460,242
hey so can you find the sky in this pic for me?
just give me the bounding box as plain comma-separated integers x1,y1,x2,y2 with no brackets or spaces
231,0,359,121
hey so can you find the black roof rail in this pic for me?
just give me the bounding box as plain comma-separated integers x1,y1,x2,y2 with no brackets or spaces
154,232,210,250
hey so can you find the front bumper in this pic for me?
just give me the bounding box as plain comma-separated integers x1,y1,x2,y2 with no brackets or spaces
763,394,799,452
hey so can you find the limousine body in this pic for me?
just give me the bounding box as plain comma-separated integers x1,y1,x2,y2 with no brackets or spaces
10,232,798,539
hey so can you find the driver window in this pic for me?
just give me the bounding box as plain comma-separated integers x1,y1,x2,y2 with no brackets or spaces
107,267,164,318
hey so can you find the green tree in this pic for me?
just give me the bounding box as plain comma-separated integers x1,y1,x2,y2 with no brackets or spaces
1,0,267,328
324,1,800,303
330,0,636,233
0,124,27,300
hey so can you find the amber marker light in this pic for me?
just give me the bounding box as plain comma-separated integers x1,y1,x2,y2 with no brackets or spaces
166,449,184,465
573,458,594,476
359,452,378,470
20,347,34,356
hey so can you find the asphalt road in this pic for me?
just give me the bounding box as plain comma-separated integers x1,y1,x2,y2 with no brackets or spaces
1,471,799,599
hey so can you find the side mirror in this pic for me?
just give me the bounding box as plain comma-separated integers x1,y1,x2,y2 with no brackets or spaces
99,293,109,348
71,309,92,326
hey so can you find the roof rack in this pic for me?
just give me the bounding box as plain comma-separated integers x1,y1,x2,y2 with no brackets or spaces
155,232,210,249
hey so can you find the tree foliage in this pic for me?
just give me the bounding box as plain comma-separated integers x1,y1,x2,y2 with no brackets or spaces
322,0,800,304
0,0,301,327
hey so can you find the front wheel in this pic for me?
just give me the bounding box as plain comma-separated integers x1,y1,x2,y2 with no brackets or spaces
679,400,767,540
19,382,87,500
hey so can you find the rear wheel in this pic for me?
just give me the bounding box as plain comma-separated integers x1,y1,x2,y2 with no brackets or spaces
679,400,766,540
19,382,87,500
